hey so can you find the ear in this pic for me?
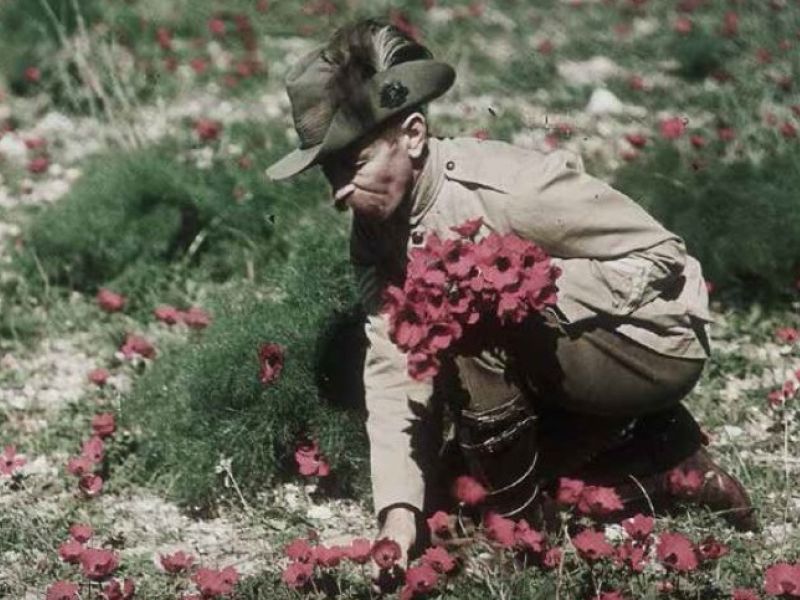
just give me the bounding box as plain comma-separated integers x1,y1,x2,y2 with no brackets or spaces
400,112,428,160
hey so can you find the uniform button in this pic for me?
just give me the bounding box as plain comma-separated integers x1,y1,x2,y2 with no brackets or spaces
445,160,455,171
411,231,424,244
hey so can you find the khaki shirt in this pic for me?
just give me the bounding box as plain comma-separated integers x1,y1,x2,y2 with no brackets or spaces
350,136,712,518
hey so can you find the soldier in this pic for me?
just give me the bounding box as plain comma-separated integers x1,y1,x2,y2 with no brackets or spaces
267,18,757,567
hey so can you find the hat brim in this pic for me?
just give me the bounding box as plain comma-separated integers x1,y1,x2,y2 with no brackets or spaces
266,59,455,181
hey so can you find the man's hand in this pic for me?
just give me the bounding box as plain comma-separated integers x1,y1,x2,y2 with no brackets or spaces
371,506,417,592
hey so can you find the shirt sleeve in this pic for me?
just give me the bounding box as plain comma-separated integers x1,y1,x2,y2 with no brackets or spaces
354,261,436,519
505,150,688,324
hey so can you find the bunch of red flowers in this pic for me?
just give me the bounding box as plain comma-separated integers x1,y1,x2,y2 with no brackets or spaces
383,218,561,380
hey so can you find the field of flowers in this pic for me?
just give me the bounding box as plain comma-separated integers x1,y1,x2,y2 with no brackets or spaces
1,0,799,598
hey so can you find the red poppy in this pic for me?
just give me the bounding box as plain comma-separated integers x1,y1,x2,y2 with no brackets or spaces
514,519,545,554
155,27,172,51
91,413,116,439
763,562,800,596
542,547,562,569
347,538,372,564
537,39,554,55
616,540,648,572
81,436,105,464
120,334,156,359
572,530,614,562
622,514,654,541
58,540,85,564
97,289,126,313
207,18,226,36
69,523,93,543
26,155,48,174
102,578,135,600
88,368,110,386
154,305,180,324
556,477,585,505
371,538,402,570
282,561,313,588
667,468,703,496
697,535,728,561
258,342,284,385
1,445,25,476
596,591,626,600
294,440,330,477
421,546,456,573
721,11,739,37
450,217,484,239
66,456,93,477
24,66,41,83
576,485,624,516
193,566,239,597
314,545,345,568
656,532,698,572
453,475,488,505
484,512,516,547
402,564,439,598
79,474,104,497
45,581,79,600
624,133,647,148
777,326,800,343
426,511,450,537
768,389,786,408
80,548,119,580
660,117,686,140
285,539,314,563
181,307,211,329
160,550,194,573
781,122,798,139
194,118,222,142
629,75,645,91
690,134,707,149
24,137,47,150
190,58,209,75
674,17,692,34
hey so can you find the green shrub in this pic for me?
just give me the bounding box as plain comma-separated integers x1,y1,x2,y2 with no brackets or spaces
613,141,800,300
14,134,325,311
123,214,370,509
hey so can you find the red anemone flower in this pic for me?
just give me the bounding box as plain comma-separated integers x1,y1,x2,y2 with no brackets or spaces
453,475,488,505
258,342,284,385
656,532,699,572
371,538,402,570
80,548,119,580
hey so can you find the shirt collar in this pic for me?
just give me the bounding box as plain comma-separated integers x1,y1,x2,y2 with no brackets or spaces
409,136,445,225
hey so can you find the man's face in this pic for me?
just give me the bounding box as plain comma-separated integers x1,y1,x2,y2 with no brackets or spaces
320,125,415,223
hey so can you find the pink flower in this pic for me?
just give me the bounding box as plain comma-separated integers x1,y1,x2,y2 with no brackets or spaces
190,58,209,75
624,133,647,148
181,307,211,329
66,456,93,477
45,581,79,600
80,548,119,580
556,477,585,505
541,547,562,570
284,539,314,563
690,134,707,149
154,305,180,324
102,578,135,600
718,127,736,142
615,540,647,573
24,137,47,150
674,16,692,34
160,550,194,573
763,562,800,596
208,17,226,36
401,564,439,598
24,66,42,83
91,413,116,439
69,523,93,543
426,511,451,537
667,468,703,496
421,546,456,573
347,538,372,564
781,122,798,139
732,589,760,600
194,118,222,142
514,519,545,554
88,368,110,386
660,117,686,140
576,485,624,516
120,334,156,359
97,289,126,313
597,591,627,600
58,540,85,564
776,327,800,343
484,512,516,547
81,436,105,464
371,538,402,570
656,532,699,572
450,217,484,239
155,27,172,51
28,156,49,174
721,11,738,37
453,475,487,505
282,561,313,588
78,474,104,498
192,566,239,597
314,545,345,568
1,445,26,476
258,342,284,385
294,440,330,477
571,529,614,562
622,514,654,542
697,535,728,561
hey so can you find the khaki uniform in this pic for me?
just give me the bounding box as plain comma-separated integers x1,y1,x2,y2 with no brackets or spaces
350,136,713,519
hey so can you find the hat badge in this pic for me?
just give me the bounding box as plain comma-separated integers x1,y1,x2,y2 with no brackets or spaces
379,80,409,109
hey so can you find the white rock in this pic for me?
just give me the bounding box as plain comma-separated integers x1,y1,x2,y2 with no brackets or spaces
586,88,624,115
